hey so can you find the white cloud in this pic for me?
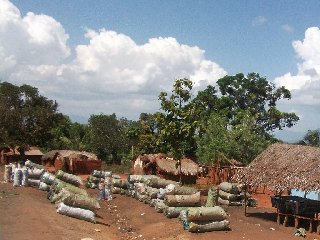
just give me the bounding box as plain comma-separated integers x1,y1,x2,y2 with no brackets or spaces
274,27,320,141
0,0,227,121
252,16,267,26
281,24,294,33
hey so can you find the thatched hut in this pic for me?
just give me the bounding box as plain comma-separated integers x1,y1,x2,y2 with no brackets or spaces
42,150,102,174
233,143,320,193
132,153,199,184
0,146,43,164
197,159,244,186
233,143,320,231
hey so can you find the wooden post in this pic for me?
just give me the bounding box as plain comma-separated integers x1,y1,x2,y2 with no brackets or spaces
295,201,299,228
244,183,247,217
309,219,313,233
283,215,288,227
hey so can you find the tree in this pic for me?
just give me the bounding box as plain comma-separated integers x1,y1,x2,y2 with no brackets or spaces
49,116,89,151
196,112,232,165
217,73,299,133
86,113,128,164
156,78,197,159
127,113,159,156
228,110,273,164
0,81,63,159
196,110,272,165
299,129,320,147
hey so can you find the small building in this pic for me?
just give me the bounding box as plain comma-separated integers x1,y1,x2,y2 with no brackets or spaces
0,146,43,164
42,150,102,175
233,143,320,233
132,153,199,184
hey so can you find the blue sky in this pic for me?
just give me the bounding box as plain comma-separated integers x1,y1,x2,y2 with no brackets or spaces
2,0,320,142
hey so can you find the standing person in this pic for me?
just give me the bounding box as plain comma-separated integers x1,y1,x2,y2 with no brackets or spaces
98,179,105,200
104,172,113,201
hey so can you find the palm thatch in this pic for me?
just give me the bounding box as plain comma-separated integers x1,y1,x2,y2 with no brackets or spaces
134,154,199,176
232,143,320,192
42,150,98,165
157,156,199,176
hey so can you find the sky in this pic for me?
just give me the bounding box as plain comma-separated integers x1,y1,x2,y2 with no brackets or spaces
1,0,320,143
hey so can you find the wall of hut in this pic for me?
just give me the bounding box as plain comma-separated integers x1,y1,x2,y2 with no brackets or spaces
1,149,43,165
196,166,242,186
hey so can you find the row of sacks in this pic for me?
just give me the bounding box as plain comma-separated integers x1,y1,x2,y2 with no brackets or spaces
212,182,256,207
4,161,54,191
85,170,121,189
110,174,230,232
3,161,100,224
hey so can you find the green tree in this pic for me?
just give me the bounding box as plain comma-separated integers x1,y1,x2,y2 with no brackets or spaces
156,78,197,159
127,113,159,156
0,81,64,159
196,112,232,165
217,73,299,133
228,110,273,164
196,110,272,165
86,113,128,164
299,129,320,147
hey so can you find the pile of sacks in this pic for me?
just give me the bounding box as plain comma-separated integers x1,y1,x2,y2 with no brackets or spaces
4,161,51,191
3,161,100,223
217,182,254,206
48,170,100,223
85,170,120,189
179,206,229,232
111,174,230,232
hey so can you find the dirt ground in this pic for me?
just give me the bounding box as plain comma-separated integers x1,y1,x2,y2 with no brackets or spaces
1,166,319,240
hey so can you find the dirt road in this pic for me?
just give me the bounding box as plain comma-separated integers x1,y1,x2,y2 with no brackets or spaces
0,168,319,240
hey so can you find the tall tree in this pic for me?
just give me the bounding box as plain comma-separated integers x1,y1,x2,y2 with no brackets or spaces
86,113,127,164
196,110,272,165
196,112,232,165
0,82,63,159
127,113,159,156
156,78,197,159
217,73,299,133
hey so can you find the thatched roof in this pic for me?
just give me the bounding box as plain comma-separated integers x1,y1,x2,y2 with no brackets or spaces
232,143,320,192
136,153,199,176
42,150,98,163
3,146,43,156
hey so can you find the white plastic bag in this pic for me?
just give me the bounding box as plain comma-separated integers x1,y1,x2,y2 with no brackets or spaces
56,202,96,223
13,168,22,187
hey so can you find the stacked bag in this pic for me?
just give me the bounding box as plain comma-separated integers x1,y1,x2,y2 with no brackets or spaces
3,160,100,224
111,174,230,233
49,170,100,223
179,206,230,232
164,184,200,217
85,170,120,189
217,182,253,206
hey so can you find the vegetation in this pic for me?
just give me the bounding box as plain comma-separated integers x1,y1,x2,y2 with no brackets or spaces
0,82,65,159
297,129,320,147
0,72,300,165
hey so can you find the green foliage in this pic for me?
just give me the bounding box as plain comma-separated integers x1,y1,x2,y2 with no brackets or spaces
130,113,159,155
298,129,320,147
156,78,197,159
217,72,299,132
196,113,232,165
228,110,273,164
86,113,129,164
0,81,63,156
196,110,273,165
48,116,88,151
